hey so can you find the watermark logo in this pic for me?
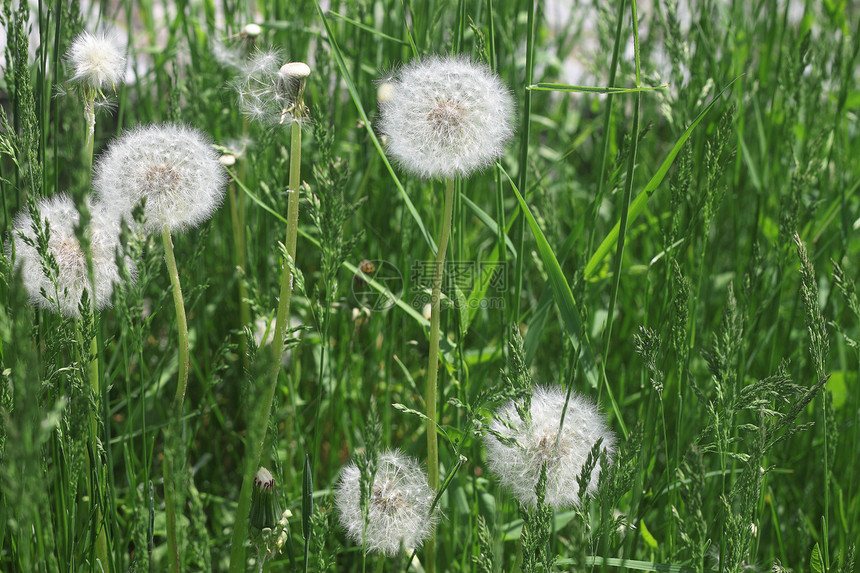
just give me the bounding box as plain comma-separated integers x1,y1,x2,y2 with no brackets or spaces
351,259,508,312
351,259,404,311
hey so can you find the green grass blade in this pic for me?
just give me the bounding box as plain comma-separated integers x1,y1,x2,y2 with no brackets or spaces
553,556,705,572
584,75,743,279
326,11,409,45
344,261,430,328
301,454,312,573
229,164,428,329
316,3,436,253
461,195,517,258
527,83,667,94
501,165,599,389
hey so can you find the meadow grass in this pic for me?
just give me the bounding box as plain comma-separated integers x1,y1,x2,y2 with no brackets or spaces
1,0,859,571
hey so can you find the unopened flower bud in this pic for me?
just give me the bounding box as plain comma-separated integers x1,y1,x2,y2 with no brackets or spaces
279,62,311,79
249,467,282,531
242,23,262,38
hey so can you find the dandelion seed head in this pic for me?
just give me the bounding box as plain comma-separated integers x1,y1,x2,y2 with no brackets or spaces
231,49,306,126
212,38,244,71
378,55,515,179
484,385,616,509
93,123,227,233
248,48,282,74
10,194,132,318
335,450,437,556
67,30,126,91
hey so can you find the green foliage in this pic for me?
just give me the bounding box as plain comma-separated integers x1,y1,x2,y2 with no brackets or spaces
1,0,859,570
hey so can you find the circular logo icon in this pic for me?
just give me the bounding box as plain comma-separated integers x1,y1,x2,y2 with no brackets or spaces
351,259,404,311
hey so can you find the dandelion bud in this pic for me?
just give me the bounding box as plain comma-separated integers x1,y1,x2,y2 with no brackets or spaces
378,55,515,179
278,61,311,80
93,123,227,233
377,82,394,103
484,385,616,509
335,450,437,556
249,467,282,531
242,23,262,39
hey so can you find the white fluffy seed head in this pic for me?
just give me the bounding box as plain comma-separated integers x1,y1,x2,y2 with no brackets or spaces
484,385,616,509
335,450,437,556
9,194,133,318
93,124,227,233
378,55,515,179
231,48,307,126
67,30,126,91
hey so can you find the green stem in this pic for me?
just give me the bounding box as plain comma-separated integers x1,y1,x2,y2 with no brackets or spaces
232,120,251,367
229,176,251,366
84,94,95,174
81,101,109,571
88,335,109,571
229,120,302,572
424,178,456,573
76,320,109,573
161,225,190,573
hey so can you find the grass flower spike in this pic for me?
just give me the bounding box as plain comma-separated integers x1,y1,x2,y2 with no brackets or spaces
93,124,227,232
485,385,616,509
67,30,126,92
378,55,514,179
10,194,131,318
336,451,437,557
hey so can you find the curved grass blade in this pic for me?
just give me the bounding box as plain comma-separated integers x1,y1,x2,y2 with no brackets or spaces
326,11,409,45
315,3,436,253
500,165,599,389
554,556,704,572
228,166,429,329
461,195,517,258
584,75,743,279
527,83,667,94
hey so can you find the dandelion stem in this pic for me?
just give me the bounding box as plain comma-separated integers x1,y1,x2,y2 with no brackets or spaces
84,94,95,173
80,94,110,572
228,174,251,365
424,177,456,573
76,319,110,573
231,120,251,367
161,225,190,572
230,119,303,572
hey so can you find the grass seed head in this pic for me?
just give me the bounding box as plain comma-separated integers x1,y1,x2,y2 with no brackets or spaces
335,450,437,556
93,123,227,233
484,385,616,509
378,55,514,179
